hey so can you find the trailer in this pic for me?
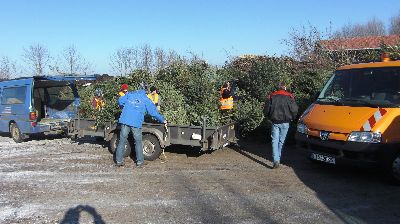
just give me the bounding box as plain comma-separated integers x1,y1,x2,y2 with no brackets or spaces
67,117,237,160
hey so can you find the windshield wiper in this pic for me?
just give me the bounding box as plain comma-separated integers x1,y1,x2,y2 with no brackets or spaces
317,96,340,102
340,98,379,107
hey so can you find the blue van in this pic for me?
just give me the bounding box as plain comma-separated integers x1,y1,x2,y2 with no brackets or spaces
0,76,95,142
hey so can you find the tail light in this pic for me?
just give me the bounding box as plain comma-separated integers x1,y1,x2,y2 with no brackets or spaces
29,111,37,121
381,52,390,62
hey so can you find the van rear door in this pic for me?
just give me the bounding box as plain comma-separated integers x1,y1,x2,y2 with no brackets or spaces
33,79,80,122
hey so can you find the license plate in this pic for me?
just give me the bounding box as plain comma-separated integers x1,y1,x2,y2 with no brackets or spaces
311,153,336,164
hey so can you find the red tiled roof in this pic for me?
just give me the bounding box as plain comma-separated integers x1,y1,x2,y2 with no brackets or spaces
319,35,400,51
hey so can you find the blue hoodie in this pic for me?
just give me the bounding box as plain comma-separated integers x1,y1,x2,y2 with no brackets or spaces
118,90,165,128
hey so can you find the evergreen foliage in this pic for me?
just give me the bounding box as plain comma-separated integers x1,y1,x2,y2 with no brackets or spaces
77,43,400,139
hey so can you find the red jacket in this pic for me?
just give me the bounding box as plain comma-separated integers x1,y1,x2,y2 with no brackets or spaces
269,90,295,99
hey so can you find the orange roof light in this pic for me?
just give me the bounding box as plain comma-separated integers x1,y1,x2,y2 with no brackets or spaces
381,52,391,62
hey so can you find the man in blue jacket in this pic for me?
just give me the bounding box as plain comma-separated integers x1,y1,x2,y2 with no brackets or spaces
115,87,167,168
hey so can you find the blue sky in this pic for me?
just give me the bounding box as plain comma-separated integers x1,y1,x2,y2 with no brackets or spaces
0,0,399,74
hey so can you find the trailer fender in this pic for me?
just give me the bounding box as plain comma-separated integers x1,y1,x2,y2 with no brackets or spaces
104,122,119,141
142,127,167,148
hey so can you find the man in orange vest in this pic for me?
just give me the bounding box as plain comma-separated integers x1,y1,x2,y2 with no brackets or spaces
219,81,233,110
118,83,129,97
91,89,105,111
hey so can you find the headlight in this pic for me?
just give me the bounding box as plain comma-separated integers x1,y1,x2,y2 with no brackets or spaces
347,131,381,143
297,123,308,134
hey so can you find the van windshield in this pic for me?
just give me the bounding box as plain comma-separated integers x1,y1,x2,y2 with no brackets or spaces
317,67,400,107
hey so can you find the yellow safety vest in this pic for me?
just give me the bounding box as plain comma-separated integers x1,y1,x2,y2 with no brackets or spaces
147,93,159,105
118,91,126,97
219,88,233,110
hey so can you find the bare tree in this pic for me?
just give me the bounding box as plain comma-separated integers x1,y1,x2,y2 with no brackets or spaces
283,23,374,68
110,45,155,76
167,50,181,64
154,47,167,71
153,48,183,70
389,11,400,34
283,24,330,63
109,47,138,76
365,18,386,36
51,45,93,75
333,18,386,38
22,43,51,76
110,45,184,76
0,56,18,79
139,44,153,72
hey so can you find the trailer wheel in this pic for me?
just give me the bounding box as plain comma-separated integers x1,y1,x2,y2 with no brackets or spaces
109,132,131,157
391,154,400,184
10,123,25,143
142,134,162,161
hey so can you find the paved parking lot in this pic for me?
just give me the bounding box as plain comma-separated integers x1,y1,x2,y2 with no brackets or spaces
0,135,399,223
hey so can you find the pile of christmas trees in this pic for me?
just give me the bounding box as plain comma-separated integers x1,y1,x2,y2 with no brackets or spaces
78,60,261,132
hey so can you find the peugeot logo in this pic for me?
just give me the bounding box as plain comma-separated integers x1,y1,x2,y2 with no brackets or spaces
320,131,330,140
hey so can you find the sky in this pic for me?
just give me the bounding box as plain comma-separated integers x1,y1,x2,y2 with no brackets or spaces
0,0,399,75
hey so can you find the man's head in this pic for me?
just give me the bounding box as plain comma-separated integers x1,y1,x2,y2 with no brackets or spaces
95,89,103,97
150,86,157,94
222,81,230,89
121,84,128,92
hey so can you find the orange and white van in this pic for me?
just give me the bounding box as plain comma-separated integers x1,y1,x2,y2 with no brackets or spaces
295,57,400,183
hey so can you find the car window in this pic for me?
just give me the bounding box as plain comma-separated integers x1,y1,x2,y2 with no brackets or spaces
1,86,27,105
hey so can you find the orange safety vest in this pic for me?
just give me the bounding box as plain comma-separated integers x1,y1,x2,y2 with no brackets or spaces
91,97,105,110
219,88,233,110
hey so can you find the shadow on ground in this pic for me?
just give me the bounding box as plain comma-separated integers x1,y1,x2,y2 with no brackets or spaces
165,144,208,158
60,205,106,224
235,140,400,223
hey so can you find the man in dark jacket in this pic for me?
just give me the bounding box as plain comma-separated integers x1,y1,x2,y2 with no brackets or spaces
265,83,298,169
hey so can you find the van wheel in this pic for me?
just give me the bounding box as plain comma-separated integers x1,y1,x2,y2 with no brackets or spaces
109,132,131,157
10,123,25,143
391,154,400,184
142,134,162,161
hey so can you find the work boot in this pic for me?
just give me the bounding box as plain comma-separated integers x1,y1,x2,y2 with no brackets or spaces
272,162,280,169
136,161,148,169
115,162,125,167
